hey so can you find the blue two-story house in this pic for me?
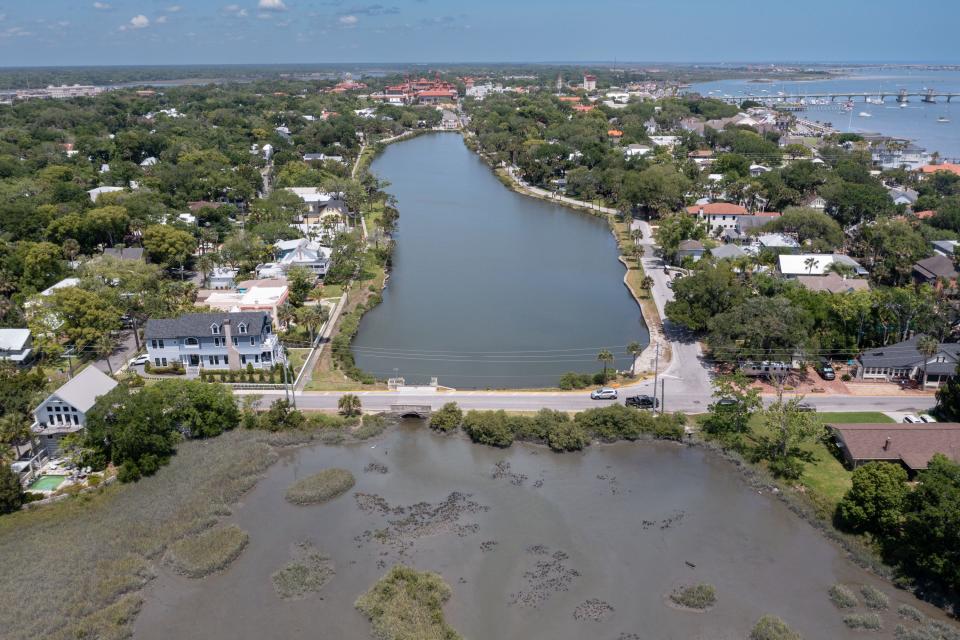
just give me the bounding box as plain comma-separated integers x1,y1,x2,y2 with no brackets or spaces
145,311,284,372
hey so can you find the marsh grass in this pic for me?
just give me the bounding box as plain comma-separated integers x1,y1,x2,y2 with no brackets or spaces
285,468,355,505
355,564,463,640
861,585,890,610
829,583,859,609
271,542,335,600
844,612,883,630
167,524,249,578
750,615,802,640
0,430,277,640
893,607,960,640
669,583,717,610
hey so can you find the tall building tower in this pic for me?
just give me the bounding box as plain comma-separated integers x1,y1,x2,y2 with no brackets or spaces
583,74,597,92
556,73,563,93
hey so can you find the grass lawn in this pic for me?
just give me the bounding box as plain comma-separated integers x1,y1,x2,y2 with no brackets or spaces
288,348,311,377
320,284,346,300
746,411,892,514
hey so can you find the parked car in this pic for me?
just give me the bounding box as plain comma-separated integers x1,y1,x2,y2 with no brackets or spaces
590,388,618,400
796,402,816,412
815,360,836,381
919,414,937,423
903,414,923,424
715,397,740,409
626,394,658,409
129,354,149,367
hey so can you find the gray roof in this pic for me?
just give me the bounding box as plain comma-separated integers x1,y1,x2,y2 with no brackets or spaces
49,366,118,413
859,335,960,370
145,312,270,340
914,255,958,281
678,239,705,252
795,273,870,294
888,187,919,204
710,244,746,260
102,247,145,261
0,328,30,351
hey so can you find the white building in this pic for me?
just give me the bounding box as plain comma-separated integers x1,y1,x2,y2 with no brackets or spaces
256,238,332,280
623,144,652,158
649,135,680,148
284,187,335,215
208,267,239,290
0,329,32,364
88,186,124,203
778,253,868,277
32,367,117,457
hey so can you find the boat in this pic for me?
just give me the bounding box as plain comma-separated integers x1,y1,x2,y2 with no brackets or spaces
866,96,884,105
939,116,951,123
900,102,908,108
858,112,872,118
841,100,854,112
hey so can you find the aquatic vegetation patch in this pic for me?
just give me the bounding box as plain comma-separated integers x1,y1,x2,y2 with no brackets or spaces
167,524,249,578
285,468,356,505
860,584,890,610
828,583,859,609
750,615,802,640
355,564,463,640
354,491,487,552
272,542,335,600
573,598,615,622
844,612,883,630
669,583,717,610
508,545,581,608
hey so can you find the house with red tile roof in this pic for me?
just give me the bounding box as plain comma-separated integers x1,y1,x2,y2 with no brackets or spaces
919,162,960,178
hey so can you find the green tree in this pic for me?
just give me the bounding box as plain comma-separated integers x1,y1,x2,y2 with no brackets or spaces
461,410,514,447
0,464,24,515
286,265,315,307
702,373,761,438
897,454,960,593
708,296,811,363
665,263,747,332
21,241,66,293
655,213,705,263
761,207,843,252
338,393,362,417
142,224,196,272
49,287,122,351
836,462,908,535
916,335,940,388
754,393,824,479
429,402,463,433
160,379,240,439
935,362,960,420
294,305,328,344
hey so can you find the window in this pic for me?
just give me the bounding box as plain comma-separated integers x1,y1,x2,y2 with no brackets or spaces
241,355,247,364
211,323,221,335
185,337,198,346
151,339,165,349
155,358,162,367
161,358,168,367
237,323,247,335
232,337,238,346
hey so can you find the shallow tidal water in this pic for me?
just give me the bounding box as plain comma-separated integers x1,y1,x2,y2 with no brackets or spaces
135,422,953,639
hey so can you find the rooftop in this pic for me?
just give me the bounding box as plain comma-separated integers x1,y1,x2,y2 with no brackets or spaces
685,202,749,216
779,253,865,276
795,273,870,294
48,367,118,413
145,311,270,340
830,423,960,472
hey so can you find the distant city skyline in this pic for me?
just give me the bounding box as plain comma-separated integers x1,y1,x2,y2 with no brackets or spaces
0,0,956,67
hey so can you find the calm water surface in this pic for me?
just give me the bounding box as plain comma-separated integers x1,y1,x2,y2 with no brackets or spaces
134,423,955,640
692,68,960,159
351,133,647,389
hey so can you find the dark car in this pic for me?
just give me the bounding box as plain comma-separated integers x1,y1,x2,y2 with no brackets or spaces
626,395,659,409
797,402,816,412
715,397,740,408
816,360,836,381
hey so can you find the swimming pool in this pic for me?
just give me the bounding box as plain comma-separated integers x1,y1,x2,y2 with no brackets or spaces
27,475,67,492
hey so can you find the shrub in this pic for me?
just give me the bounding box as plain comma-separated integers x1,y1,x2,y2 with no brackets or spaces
0,465,25,514
127,373,145,388
355,565,463,640
768,457,804,480
260,399,306,431
896,604,923,622
836,462,908,536
429,403,463,433
828,584,858,609
355,414,386,440
576,404,645,441
246,363,254,376
860,585,889,610
843,613,883,630
143,361,152,373
750,615,801,640
558,372,592,390
167,524,249,578
841,373,851,382
462,410,514,448
547,420,590,452
285,469,355,505
117,460,141,483
669,583,716,610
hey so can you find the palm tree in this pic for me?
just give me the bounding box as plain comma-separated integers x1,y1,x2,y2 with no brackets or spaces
917,335,940,388
196,254,215,288
626,341,643,376
295,305,329,344
0,412,33,462
96,334,115,375
630,228,644,245
597,349,614,383
804,256,820,274
641,275,654,290
338,393,362,417
277,303,295,329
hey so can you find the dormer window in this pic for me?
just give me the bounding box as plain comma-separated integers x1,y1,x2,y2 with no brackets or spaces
211,323,221,335
237,323,247,335
185,337,199,346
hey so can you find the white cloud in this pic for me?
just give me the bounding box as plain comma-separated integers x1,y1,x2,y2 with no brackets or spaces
93,2,112,9
156,15,168,24
258,0,287,10
129,14,150,29
338,14,358,25
166,5,182,12
223,4,249,17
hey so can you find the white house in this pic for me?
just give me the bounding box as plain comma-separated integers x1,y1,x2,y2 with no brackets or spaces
145,311,284,372
0,329,32,364
623,144,652,158
649,135,680,148
284,187,335,216
207,267,239,290
140,156,158,168
32,367,118,457
256,238,332,280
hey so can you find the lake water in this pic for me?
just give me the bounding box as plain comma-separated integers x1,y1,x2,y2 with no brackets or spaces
691,68,960,159
134,423,955,640
351,133,648,389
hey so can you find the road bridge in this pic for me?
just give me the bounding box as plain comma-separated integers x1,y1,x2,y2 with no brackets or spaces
716,88,960,104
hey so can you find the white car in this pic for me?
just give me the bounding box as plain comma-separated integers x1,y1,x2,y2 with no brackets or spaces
129,354,149,367
919,414,937,423
902,414,923,424
590,388,618,400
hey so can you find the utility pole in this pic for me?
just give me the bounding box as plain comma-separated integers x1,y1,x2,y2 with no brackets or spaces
652,343,660,412
65,348,75,379
661,378,666,415
282,360,290,404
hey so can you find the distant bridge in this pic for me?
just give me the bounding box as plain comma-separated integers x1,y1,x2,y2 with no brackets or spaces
390,404,432,419
714,88,960,104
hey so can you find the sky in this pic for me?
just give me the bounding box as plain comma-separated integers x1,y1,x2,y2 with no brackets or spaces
0,0,956,67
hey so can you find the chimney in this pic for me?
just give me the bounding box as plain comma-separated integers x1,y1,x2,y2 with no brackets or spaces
883,437,891,451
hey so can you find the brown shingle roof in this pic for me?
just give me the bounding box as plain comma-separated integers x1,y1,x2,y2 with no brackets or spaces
830,423,960,472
